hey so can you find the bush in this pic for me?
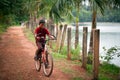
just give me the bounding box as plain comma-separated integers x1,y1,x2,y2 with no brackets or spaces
101,46,120,62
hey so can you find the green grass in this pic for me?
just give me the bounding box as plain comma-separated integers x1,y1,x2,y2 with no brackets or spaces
100,62,119,75
52,52,67,59
71,45,81,60
59,45,82,61
23,28,35,42
72,77,83,80
0,24,8,34
99,62,120,80
86,62,120,80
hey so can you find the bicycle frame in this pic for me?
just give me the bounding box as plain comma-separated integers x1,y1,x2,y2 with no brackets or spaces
41,44,47,62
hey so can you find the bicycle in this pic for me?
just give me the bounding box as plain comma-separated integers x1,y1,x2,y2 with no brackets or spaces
34,35,56,77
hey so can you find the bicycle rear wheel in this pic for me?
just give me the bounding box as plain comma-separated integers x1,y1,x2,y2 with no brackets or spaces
42,52,53,77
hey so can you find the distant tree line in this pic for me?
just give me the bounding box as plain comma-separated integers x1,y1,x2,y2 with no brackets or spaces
78,6,120,22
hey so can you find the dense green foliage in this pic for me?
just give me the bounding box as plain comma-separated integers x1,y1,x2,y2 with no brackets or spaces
0,0,28,25
0,0,120,26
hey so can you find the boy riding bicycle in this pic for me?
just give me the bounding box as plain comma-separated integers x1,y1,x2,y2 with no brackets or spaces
34,19,53,61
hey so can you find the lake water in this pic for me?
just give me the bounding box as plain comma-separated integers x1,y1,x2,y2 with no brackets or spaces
70,22,120,67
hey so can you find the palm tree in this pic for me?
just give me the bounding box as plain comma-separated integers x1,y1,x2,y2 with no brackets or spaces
49,0,75,51
88,0,120,64
73,0,83,49
88,0,120,53
23,0,55,31
50,0,84,49
88,0,105,54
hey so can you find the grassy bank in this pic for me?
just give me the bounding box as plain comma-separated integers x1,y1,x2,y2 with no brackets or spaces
23,27,120,80
87,62,120,80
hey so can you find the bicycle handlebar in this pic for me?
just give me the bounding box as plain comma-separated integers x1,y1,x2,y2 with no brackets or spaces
46,34,57,42
35,33,56,42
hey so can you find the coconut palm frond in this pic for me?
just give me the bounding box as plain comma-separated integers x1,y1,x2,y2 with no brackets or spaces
50,0,74,22
64,11,75,23
89,0,105,15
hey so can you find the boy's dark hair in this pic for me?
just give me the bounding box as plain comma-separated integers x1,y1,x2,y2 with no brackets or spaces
39,19,45,25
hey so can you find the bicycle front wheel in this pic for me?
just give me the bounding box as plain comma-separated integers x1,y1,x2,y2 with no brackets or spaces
35,59,41,72
35,49,41,72
42,52,53,77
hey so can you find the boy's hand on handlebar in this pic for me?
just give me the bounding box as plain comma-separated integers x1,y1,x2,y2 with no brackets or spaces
50,36,54,40
36,36,40,40
49,35,56,40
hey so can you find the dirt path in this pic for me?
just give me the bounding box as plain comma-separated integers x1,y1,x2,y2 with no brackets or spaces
0,27,71,80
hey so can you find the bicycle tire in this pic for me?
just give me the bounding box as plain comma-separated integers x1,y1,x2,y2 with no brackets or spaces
35,59,41,72
35,49,42,72
42,52,53,77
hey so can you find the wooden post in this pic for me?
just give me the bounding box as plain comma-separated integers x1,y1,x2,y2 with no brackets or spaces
26,21,29,29
51,24,55,35
67,28,71,60
60,24,67,52
49,24,55,48
93,29,100,80
82,27,88,69
55,24,63,51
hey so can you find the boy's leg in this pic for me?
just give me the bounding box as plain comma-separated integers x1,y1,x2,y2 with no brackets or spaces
34,49,41,61
34,49,39,61
34,42,42,61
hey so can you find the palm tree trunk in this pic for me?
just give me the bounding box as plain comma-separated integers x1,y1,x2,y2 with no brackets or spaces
75,21,79,49
88,10,97,64
89,11,97,54
75,4,80,49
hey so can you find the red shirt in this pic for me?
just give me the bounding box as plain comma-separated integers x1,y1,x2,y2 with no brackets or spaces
34,27,50,38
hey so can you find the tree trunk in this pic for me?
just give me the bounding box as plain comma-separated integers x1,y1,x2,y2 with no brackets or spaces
88,11,97,54
75,22,79,49
88,11,97,64
75,5,80,49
